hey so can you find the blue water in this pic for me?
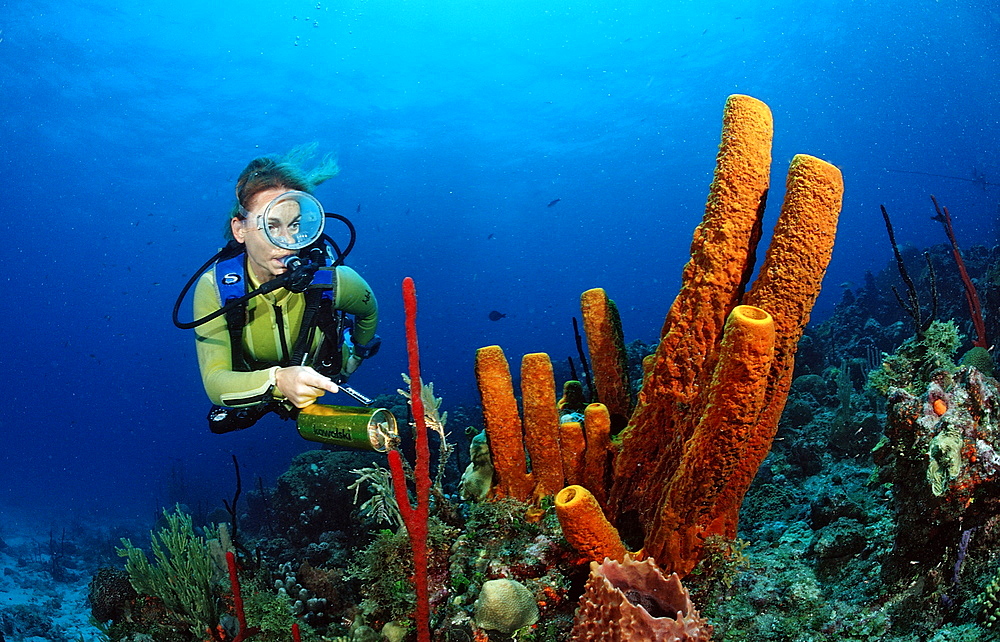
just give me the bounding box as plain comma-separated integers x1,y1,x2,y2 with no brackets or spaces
2,0,997,521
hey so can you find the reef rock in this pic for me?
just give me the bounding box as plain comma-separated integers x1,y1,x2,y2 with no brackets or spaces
570,555,712,641
876,365,1000,592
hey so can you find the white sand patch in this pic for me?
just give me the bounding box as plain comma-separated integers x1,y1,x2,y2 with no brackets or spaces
0,505,148,642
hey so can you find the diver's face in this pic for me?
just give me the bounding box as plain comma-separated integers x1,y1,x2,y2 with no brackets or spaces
232,187,297,284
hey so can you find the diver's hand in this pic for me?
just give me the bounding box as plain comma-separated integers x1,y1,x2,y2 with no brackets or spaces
275,366,339,408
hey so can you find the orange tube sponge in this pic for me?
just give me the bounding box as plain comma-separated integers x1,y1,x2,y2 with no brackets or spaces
475,345,533,501
610,94,773,532
580,288,632,428
520,353,565,499
709,154,843,538
555,485,628,563
645,305,775,575
559,421,587,486
582,403,613,507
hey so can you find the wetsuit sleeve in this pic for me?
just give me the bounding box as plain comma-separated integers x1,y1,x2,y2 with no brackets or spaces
193,271,279,407
334,266,379,345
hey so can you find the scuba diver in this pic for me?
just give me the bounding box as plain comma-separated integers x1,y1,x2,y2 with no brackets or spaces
174,147,383,438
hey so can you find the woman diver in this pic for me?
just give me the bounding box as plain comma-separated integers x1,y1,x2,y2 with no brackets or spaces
176,145,380,433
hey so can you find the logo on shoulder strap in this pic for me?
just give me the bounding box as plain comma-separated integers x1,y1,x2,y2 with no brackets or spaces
222,273,241,286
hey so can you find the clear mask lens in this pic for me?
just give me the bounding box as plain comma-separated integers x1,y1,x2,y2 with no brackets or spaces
257,191,325,250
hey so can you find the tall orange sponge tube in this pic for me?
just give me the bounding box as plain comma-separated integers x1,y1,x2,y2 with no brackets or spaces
580,288,632,429
582,403,613,507
609,94,774,536
645,305,775,575
520,353,565,498
475,345,534,501
709,154,843,538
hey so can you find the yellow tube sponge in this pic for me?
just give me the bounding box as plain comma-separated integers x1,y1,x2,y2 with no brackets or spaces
646,305,775,575
475,345,534,501
559,421,587,486
555,485,628,563
580,288,632,428
520,352,565,499
582,403,612,507
610,94,774,533
710,154,843,538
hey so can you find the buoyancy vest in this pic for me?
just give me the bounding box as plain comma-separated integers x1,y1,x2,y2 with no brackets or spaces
214,251,346,377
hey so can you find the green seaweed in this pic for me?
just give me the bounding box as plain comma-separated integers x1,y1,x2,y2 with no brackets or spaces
116,505,225,639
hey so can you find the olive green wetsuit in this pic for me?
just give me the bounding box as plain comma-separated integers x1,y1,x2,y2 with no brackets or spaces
193,261,378,407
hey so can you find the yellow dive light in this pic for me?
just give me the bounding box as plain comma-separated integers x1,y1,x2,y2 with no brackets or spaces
296,404,398,452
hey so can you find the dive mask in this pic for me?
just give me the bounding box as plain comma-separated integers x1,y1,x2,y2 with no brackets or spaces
238,190,325,250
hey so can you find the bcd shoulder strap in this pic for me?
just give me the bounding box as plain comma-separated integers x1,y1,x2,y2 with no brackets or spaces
215,253,250,371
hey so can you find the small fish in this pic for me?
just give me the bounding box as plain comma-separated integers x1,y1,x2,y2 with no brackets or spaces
488,310,506,321
547,198,561,207
356,203,361,213
487,233,495,240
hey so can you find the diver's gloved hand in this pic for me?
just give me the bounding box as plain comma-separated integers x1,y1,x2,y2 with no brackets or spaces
275,365,339,408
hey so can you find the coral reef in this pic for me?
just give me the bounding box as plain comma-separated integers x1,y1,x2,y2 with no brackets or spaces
78,96,1000,642
875,361,1000,613
264,449,372,564
88,566,138,624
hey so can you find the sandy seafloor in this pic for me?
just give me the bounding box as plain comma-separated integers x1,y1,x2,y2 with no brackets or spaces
0,505,143,642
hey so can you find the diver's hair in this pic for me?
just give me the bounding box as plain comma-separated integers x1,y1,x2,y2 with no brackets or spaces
225,142,340,239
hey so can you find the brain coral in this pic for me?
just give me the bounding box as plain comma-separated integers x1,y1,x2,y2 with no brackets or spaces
570,555,712,641
473,578,539,635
